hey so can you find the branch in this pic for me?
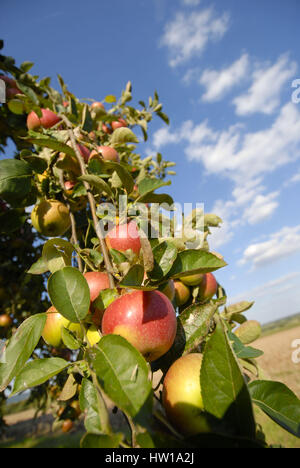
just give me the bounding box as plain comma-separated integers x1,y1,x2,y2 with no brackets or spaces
60,114,115,289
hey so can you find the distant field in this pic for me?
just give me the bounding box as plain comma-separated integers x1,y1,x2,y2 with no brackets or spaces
262,312,300,337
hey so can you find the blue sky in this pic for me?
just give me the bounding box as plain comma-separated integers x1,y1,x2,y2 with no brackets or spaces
1,0,300,324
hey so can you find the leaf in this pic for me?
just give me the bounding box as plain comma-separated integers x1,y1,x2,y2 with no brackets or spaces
93,289,119,313
11,358,69,395
42,238,74,274
228,331,264,359
148,241,177,280
81,433,122,448
79,378,102,434
110,127,139,145
249,380,300,438
168,250,227,279
0,209,26,233
105,95,116,103
82,104,93,133
78,174,113,197
61,327,81,350
137,192,174,206
119,264,144,289
58,374,77,401
87,335,152,422
180,302,218,354
201,318,256,439
27,257,49,275
0,159,32,201
26,134,76,157
20,155,47,174
225,301,255,319
137,177,171,197
15,81,39,105
102,161,134,193
0,314,47,391
48,267,90,323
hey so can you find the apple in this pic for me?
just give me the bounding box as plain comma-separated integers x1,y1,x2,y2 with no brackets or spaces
162,353,210,435
77,144,90,163
106,221,141,255
62,419,74,433
0,75,21,99
27,109,61,131
102,290,177,362
91,102,106,118
111,118,127,130
42,307,83,348
161,280,175,302
198,273,217,301
64,180,76,192
0,314,12,327
31,200,71,237
174,281,190,307
84,272,110,302
180,273,204,287
90,146,120,163
86,325,101,346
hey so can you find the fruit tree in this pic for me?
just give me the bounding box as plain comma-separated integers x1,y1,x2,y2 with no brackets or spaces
0,40,299,448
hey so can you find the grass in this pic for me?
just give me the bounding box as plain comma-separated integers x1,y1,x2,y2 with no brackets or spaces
262,312,300,337
255,408,300,448
0,431,84,449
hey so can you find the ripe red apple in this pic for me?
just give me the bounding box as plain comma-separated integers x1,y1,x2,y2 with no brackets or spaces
102,290,177,362
31,200,71,237
106,221,141,255
198,273,217,301
174,281,190,307
42,307,83,348
84,272,110,302
27,108,61,131
90,146,120,163
161,280,175,302
162,353,210,435
0,314,12,327
180,273,204,287
77,144,90,163
111,118,127,130
64,180,76,191
0,75,21,99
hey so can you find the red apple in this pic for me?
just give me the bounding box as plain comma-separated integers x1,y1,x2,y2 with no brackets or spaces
106,221,141,255
174,281,190,307
90,146,120,163
77,144,90,163
27,109,61,131
62,419,74,433
101,123,112,134
102,290,177,362
84,272,110,302
111,118,127,130
0,314,12,327
162,353,210,435
198,273,217,301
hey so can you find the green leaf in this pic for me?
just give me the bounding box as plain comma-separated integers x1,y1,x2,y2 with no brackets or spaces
82,104,93,133
168,250,227,279
137,192,174,205
15,81,39,105
110,127,139,145
78,174,113,197
42,238,74,274
58,374,77,401
79,378,102,434
0,159,32,202
109,248,128,264
148,241,177,280
228,331,264,359
93,289,119,313
0,314,47,391
102,161,134,194
20,61,34,72
249,380,300,438
26,134,76,156
201,318,256,439
27,257,49,275
225,301,255,319
11,358,69,395
119,264,144,289
61,327,81,350
105,95,116,103
48,267,90,323
81,433,122,448
137,177,171,197
20,154,47,174
87,335,152,422
180,302,218,354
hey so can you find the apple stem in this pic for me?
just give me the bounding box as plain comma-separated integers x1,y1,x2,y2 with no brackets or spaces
60,114,115,289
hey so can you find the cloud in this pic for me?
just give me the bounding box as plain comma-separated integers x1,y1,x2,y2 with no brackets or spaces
284,168,300,187
242,191,279,225
200,54,249,102
233,54,297,115
239,225,300,268
160,8,230,67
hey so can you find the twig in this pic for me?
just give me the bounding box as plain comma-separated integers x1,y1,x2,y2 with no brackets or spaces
60,114,115,289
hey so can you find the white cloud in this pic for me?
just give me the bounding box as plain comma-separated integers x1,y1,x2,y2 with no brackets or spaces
284,168,300,187
160,9,230,67
200,54,249,102
239,225,300,268
182,0,201,6
242,191,279,225
233,54,297,115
